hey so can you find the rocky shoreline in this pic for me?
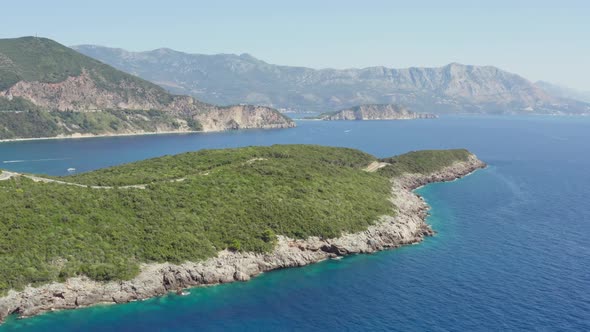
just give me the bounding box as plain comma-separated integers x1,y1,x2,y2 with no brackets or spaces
0,121,294,144
0,130,202,143
0,155,485,323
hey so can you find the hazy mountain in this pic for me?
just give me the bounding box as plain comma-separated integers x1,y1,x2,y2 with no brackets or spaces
73,45,590,114
535,81,590,104
0,37,294,139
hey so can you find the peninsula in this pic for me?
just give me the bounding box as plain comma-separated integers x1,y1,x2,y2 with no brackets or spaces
0,37,294,141
0,145,485,322
313,104,437,121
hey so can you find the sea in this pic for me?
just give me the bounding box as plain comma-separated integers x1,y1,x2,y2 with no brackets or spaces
0,115,589,331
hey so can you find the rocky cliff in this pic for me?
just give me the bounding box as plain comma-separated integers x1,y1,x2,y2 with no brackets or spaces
0,154,485,323
319,104,437,121
73,45,590,114
194,105,295,131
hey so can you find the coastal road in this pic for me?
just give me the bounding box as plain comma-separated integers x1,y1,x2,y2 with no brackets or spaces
0,170,185,189
0,171,109,187
1,159,385,188
21,174,146,189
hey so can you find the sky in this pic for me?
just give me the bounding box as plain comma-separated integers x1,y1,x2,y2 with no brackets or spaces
1,0,589,90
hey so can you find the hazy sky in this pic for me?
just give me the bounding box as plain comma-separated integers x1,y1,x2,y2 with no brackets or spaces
2,0,589,90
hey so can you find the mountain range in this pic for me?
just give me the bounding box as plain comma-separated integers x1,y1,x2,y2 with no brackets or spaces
0,37,294,140
73,45,590,114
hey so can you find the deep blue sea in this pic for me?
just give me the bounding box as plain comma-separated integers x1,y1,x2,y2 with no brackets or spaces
1,115,589,331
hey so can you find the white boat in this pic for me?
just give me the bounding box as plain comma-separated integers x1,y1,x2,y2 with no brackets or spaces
67,168,76,172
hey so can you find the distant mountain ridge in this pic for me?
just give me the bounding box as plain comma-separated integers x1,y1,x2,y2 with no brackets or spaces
316,104,437,121
73,45,590,114
0,37,294,140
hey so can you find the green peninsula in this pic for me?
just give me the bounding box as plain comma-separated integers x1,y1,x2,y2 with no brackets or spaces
0,145,481,297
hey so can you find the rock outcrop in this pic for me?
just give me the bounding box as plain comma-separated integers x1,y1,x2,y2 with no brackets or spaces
194,105,296,131
319,104,437,121
0,154,485,323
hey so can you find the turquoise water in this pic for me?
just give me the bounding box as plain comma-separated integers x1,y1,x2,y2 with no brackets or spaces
1,115,589,331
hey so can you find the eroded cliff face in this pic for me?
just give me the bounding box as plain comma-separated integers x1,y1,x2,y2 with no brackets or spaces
322,104,437,121
1,71,171,111
195,105,296,131
0,154,485,323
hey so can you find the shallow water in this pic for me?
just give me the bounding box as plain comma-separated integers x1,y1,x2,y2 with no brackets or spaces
1,115,589,331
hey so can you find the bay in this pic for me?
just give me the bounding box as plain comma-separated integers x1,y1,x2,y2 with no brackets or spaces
1,115,589,331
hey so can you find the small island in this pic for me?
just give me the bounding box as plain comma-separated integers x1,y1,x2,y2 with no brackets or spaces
0,145,485,322
311,104,437,121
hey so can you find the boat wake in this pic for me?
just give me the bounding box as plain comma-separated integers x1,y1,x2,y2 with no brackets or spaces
2,158,70,164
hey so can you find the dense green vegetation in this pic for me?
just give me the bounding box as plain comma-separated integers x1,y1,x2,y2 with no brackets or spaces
0,97,39,111
0,145,473,294
0,110,201,139
60,145,374,186
0,37,171,104
378,149,471,177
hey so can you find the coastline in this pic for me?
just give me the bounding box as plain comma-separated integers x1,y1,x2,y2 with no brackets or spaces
0,130,202,143
0,155,486,323
0,123,294,144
